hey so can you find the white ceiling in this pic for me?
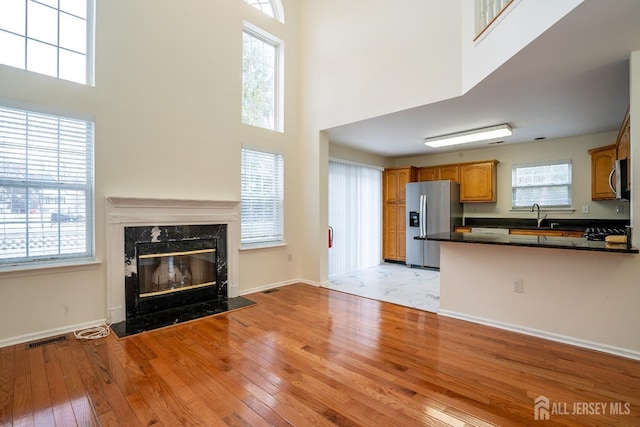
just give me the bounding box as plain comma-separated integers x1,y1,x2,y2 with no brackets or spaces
325,0,640,158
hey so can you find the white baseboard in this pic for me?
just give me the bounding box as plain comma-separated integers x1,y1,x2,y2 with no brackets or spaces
438,309,640,361
0,319,108,349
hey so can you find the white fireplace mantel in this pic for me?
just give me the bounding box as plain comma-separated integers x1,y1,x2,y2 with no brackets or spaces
106,197,240,323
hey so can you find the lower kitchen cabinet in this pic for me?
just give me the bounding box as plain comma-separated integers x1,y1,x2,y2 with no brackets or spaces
383,203,406,261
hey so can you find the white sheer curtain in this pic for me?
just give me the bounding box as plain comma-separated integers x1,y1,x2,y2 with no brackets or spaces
328,160,382,276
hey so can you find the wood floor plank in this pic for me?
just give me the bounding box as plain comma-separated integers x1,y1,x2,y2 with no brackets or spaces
42,344,79,426
3,283,640,426
0,346,15,426
27,346,55,426
11,344,33,427
56,342,99,427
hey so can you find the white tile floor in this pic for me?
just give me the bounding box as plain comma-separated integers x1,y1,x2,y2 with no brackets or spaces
325,263,440,313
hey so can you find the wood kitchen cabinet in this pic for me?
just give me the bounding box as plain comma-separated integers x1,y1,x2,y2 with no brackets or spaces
384,166,416,203
418,165,459,182
418,160,497,202
510,229,584,237
383,167,417,261
459,161,498,202
418,167,438,182
588,144,616,200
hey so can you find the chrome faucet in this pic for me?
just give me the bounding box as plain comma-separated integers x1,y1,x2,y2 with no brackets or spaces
531,203,547,228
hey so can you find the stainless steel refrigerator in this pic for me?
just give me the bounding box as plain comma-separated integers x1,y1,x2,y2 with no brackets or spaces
405,180,463,269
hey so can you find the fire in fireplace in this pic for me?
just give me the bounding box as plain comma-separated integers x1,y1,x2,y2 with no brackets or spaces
124,224,227,321
137,239,217,297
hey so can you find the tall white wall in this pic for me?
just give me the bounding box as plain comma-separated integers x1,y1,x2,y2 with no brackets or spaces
299,0,464,283
0,0,302,344
301,0,463,131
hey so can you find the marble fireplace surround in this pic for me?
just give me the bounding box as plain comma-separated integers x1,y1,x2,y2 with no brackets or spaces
106,197,240,324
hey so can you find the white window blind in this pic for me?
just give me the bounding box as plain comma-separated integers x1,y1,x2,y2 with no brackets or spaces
241,148,283,246
0,104,94,266
0,0,94,85
512,160,572,208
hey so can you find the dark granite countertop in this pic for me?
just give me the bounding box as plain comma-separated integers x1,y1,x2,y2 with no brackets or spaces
420,232,638,254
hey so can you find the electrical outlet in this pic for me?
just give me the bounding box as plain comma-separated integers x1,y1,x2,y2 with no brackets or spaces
616,205,625,214
512,279,524,293
582,205,590,214
287,253,293,261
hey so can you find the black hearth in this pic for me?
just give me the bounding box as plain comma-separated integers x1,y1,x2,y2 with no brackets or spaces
110,223,255,337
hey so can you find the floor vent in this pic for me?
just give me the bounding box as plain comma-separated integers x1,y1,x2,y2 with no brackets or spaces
262,288,280,294
26,334,68,349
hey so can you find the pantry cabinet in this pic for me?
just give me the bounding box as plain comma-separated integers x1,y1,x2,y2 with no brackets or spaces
383,167,417,261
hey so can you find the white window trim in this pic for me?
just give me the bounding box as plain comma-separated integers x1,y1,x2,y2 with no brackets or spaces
243,0,285,23
240,148,284,249
242,22,284,133
0,0,96,85
0,101,95,269
511,159,573,209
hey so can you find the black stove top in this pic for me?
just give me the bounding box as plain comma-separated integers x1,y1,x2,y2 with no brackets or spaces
583,228,626,241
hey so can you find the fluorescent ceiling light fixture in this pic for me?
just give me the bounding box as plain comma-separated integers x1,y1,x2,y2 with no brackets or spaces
424,124,512,148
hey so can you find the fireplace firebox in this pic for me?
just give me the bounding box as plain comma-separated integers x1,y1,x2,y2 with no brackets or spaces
124,224,227,321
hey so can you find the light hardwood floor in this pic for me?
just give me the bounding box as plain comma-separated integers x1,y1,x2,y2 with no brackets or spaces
1,283,639,426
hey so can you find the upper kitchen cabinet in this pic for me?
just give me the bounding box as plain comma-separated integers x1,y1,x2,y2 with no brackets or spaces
588,144,616,200
383,167,417,203
439,165,460,182
459,160,498,202
418,166,438,182
418,165,459,182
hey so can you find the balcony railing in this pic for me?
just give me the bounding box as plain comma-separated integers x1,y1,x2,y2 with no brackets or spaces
475,0,515,40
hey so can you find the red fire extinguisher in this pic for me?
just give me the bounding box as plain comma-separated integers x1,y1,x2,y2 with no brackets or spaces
328,226,333,248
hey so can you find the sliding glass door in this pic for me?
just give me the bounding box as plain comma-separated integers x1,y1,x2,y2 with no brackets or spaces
328,160,382,276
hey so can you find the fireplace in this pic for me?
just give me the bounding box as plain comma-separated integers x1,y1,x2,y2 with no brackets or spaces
106,197,241,327
124,224,227,321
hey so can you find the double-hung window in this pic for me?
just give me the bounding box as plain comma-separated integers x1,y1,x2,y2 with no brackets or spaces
0,0,94,85
0,104,94,267
512,160,572,208
242,24,283,132
241,148,284,247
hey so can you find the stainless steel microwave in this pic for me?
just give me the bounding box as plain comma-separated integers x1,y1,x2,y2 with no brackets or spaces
609,158,630,201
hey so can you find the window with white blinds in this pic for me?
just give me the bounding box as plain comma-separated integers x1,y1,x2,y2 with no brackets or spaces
512,160,572,208
0,104,94,267
241,148,283,247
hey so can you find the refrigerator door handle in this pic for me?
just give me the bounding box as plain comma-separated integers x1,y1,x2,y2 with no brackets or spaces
420,195,427,237
422,195,427,237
